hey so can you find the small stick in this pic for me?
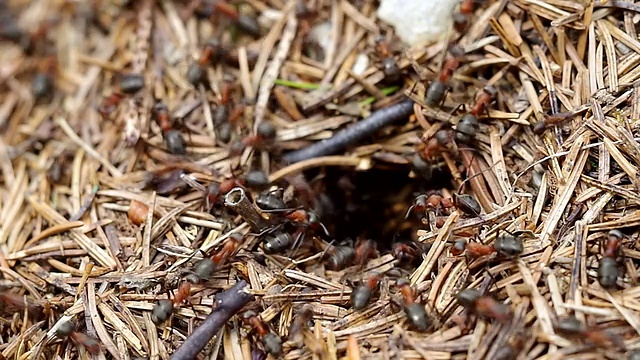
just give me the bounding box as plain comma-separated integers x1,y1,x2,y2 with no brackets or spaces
282,99,414,164
170,280,253,360
224,187,274,232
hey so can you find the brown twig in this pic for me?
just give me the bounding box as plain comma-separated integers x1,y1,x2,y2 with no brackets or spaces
224,187,275,232
169,280,253,360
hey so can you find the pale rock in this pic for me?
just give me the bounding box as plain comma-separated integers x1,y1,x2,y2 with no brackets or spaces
377,0,459,46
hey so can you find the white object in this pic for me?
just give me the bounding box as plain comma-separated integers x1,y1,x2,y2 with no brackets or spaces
377,0,459,46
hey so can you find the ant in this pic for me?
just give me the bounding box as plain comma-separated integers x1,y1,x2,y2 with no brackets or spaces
229,121,277,156
456,85,497,144
31,55,57,100
396,278,430,332
214,81,246,143
98,73,145,118
417,129,459,160
262,231,293,254
454,193,482,217
374,35,401,83
452,0,482,32
392,241,422,263
204,171,268,211
256,189,286,211
202,1,261,38
555,316,626,350
409,154,434,180
351,273,382,310
456,288,513,325
187,40,226,86
151,282,192,324
244,170,270,189
326,244,356,271
242,310,283,356
186,232,244,284
354,239,378,266
152,102,187,155
533,110,582,135
405,192,454,219
598,229,624,288
425,45,464,107
287,303,314,346
55,319,101,355
0,14,53,54
451,232,523,259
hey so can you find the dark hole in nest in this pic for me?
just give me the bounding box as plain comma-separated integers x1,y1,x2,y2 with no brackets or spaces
304,164,453,252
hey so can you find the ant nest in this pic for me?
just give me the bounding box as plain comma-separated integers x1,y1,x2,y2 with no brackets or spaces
3,0,640,359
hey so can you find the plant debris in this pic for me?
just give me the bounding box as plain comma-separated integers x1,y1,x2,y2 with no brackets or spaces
4,0,640,359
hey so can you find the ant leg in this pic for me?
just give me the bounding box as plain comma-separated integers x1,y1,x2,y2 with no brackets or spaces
289,229,306,257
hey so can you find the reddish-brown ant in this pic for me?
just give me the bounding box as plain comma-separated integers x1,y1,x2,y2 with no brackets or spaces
229,121,277,156
417,129,459,160
151,282,192,325
425,46,463,107
187,40,226,86
242,310,283,356
396,278,430,332
186,233,244,284
555,316,626,350
351,273,382,310
97,73,145,118
451,232,524,259
374,35,401,83
392,242,420,263
405,192,455,219
205,1,261,38
287,303,314,346
326,244,356,271
456,288,513,325
533,110,584,135
152,102,187,155
452,0,482,32
598,229,624,288
55,319,101,355
354,239,378,266
456,85,496,144
214,81,246,143
262,231,293,254
454,193,482,217
32,55,57,100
